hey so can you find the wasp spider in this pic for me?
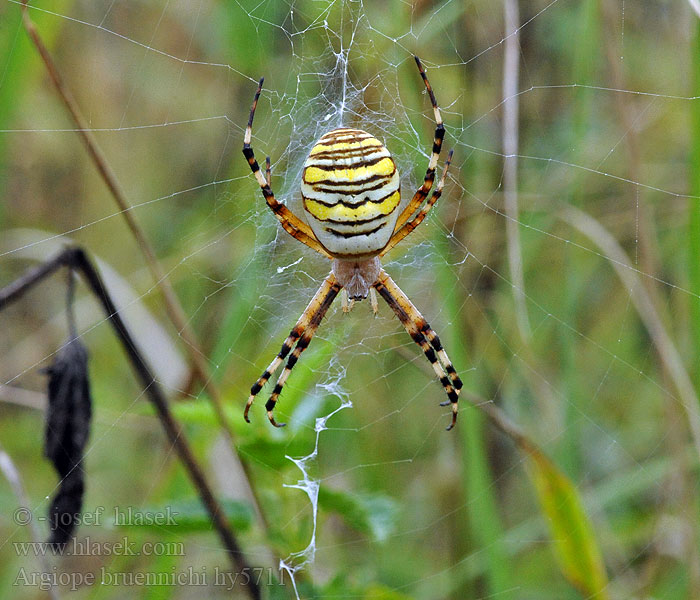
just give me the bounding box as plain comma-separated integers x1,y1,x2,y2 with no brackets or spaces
242,56,462,430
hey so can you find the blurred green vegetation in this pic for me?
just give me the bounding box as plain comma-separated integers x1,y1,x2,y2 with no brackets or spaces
0,0,698,599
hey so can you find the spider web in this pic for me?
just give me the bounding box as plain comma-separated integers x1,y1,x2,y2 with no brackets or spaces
1,0,699,598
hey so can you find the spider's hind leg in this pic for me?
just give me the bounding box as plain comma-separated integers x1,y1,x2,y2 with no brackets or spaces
264,275,341,427
244,328,300,423
245,272,341,426
420,322,463,394
373,269,461,430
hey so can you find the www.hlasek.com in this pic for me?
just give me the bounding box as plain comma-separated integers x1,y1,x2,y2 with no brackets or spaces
14,567,282,591
14,537,185,557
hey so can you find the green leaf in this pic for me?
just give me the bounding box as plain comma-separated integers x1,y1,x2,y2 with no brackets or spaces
320,576,415,600
168,397,249,430
524,444,609,599
318,487,398,542
361,584,414,600
238,437,317,470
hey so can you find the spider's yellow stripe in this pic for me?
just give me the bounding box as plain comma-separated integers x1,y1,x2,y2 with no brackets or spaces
309,138,381,155
304,191,400,221
304,157,394,184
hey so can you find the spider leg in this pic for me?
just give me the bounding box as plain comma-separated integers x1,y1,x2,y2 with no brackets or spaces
244,272,341,426
420,323,463,394
381,150,453,257
373,269,461,430
264,275,342,427
243,79,332,259
392,56,445,234
245,330,300,423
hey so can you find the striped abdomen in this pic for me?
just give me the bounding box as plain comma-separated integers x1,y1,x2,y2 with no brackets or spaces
301,128,401,258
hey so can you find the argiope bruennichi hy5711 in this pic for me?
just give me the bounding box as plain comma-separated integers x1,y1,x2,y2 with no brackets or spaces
242,56,463,430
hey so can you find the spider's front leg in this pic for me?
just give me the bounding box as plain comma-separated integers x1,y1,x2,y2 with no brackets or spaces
245,272,341,427
391,56,445,234
382,150,453,257
243,79,332,259
373,269,463,430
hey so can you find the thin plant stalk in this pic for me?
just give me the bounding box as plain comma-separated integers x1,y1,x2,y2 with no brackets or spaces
600,0,660,279
687,13,700,592
690,15,700,380
502,0,530,341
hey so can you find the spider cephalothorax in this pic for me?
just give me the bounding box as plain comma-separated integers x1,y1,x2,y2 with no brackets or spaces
242,56,462,430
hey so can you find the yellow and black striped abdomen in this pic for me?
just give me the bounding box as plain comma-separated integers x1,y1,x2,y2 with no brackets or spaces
301,128,401,258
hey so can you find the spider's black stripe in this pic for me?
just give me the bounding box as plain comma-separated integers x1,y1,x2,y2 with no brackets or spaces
411,336,438,364
309,183,394,197
242,146,260,171
308,150,384,162
303,154,393,173
445,365,464,390
307,147,386,161
325,223,386,239
422,326,442,350
432,123,445,156
303,171,392,187
250,375,267,396
315,131,371,144
295,335,311,350
322,128,366,135
261,186,283,213
302,188,398,210
323,213,386,227
445,384,459,403
314,136,373,147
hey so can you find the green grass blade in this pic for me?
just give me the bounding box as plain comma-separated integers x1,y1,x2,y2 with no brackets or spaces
560,0,602,481
437,242,514,596
524,443,609,599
